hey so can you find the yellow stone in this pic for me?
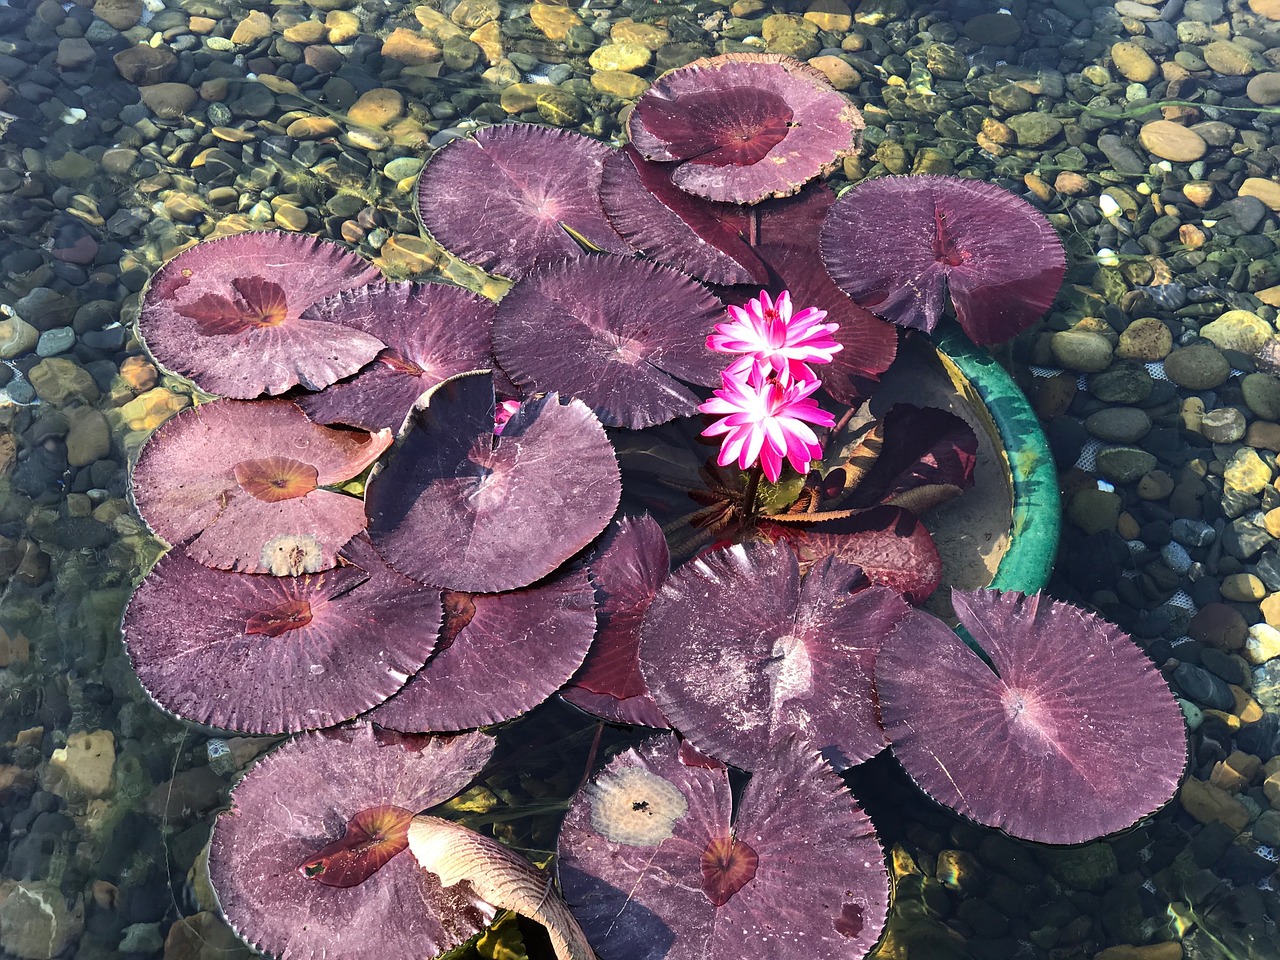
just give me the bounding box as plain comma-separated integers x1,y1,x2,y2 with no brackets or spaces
1116,317,1172,361
470,21,502,64
1200,309,1273,354
1094,944,1186,960
47,730,115,800
981,117,1013,144
231,9,271,45
1224,447,1272,495
805,0,853,31
348,88,404,128
1183,181,1214,206
211,126,255,142
611,20,668,49
1179,224,1206,248
1240,176,1280,211
499,83,543,114
1221,572,1267,602
118,387,190,432
443,0,496,30
1111,41,1157,83
530,2,582,41
381,28,441,65
808,55,859,90
375,234,439,277
1023,173,1051,202
1258,285,1280,308
1250,0,1280,19
188,16,215,34
1137,119,1207,162
286,115,340,138
591,70,649,99
1179,776,1250,830
282,20,326,43
589,41,651,73
1054,172,1090,195
325,10,360,43
1209,750,1261,792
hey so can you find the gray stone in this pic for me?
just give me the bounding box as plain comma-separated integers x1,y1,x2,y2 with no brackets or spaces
1223,514,1272,560
1095,446,1158,484
1172,518,1216,547
34,327,75,357
1253,659,1280,710
1097,134,1148,175
1084,407,1151,443
1253,809,1280,846
1174,662,1235,710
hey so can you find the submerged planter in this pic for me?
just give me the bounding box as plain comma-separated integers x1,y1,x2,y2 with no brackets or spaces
876,322,1059,607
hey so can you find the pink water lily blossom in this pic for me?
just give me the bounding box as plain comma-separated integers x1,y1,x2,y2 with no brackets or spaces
708,290,842,382
699,362,835,483
493,399,522,435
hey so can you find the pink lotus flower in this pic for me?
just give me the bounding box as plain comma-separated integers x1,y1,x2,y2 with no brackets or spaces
699,362,835,483
708,290,842,382
494,399,522,435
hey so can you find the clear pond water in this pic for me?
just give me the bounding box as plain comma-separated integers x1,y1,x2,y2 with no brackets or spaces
1,0,1279,957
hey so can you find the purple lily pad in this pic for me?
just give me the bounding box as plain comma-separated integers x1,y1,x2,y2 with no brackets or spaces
209,722,496,960
820,175,1066,345
763,505,942,604
599,146,769,286
131,399,392,575
297,280,496,432
557,732,888,960
628,54,865,205
493,257,726,429
366,567,596,733
418,124,630,280
876,589,1188,844
122,536,441,734
562,515,671,728
138,231,384,398
365,371,621,593
640,540,911,771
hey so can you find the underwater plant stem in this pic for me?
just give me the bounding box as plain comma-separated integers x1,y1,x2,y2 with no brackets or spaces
741,465,764,527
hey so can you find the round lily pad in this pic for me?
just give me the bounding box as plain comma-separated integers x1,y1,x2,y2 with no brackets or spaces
138,231,384,398
367,567,596,733
876,589,1188,844
599,147,768,286
820,175,1066,345
365,371,620,593
122,536,441,734
208,722,496,960
628,54,865,204
492,257,726,429
297,280,496,432
557,732,888,960
640,540,911,771
131,399,392,575
562,514,671,728
418,124,630,280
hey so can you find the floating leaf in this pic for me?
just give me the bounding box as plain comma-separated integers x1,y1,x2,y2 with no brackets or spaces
418,125,629,280
122,536,440,734
492,257,725,429
365,372,620,593
640,540,910,771
763,505,942,604
876,589,1188,844
138,231,384,398
629,54,864,204
820,176,1066,345
367,567,596,733
131,399,391,574
208,723,496,960
557,732,888,960
562,515,671,728
297,280,495,432
599,146,768,286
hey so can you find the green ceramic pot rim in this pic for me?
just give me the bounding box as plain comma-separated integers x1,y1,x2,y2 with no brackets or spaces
929,321,1060,596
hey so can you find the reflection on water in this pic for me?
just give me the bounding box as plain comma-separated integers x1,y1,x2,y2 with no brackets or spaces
1,0,1279,956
